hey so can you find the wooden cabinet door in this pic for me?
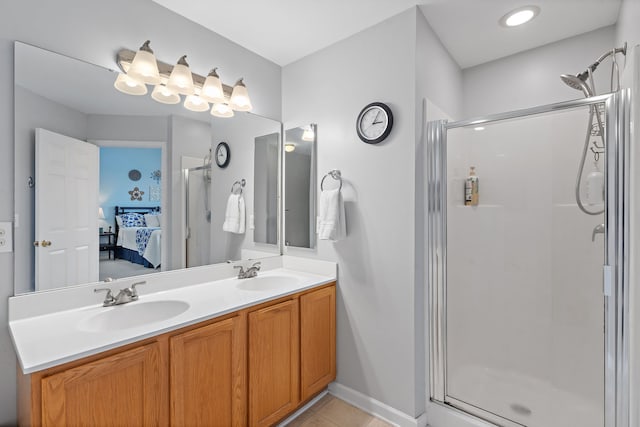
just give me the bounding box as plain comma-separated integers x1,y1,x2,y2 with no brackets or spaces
248,299,300,427
170,315,246,427
40,342,166,427
300,285,336,400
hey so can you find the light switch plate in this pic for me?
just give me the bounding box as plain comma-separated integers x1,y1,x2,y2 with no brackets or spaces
0,222,13,253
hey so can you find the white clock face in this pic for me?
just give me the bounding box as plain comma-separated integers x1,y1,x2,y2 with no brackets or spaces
358,106,389,140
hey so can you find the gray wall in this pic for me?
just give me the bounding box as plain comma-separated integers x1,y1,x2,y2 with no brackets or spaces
462,26,616,117
0,0,281,422
283,7,462,418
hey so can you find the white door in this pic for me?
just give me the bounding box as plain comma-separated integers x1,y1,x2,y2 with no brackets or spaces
35,128,99,290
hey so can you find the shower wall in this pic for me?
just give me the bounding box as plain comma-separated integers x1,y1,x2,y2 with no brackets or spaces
446,107,604,426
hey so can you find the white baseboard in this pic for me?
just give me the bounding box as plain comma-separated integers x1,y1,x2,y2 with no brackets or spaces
328,382,428,427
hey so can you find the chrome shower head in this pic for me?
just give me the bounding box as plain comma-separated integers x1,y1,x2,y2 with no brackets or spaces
560,73,594,97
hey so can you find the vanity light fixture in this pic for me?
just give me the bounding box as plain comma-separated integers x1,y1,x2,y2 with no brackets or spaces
302,127,315,141
499,6,540,27
211,102,234,118
114,42,253,117
285,143,296,153
200,68,226,103
166,55,196,96
114,73,148,95
229,79,253,112
151,84,180,104
126,40,161,85
184,92,210,112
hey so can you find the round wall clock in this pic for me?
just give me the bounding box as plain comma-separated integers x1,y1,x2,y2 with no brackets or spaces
215,142,230,168
356,102,393,144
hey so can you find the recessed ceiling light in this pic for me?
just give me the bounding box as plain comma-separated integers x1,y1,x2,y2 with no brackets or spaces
500,6,540,27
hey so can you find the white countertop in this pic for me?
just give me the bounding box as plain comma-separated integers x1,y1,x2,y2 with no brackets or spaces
9,259,336,374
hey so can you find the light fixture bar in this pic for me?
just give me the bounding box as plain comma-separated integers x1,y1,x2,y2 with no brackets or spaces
116,48,234,98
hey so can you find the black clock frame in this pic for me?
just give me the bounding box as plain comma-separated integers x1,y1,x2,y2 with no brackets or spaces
215,141,231,168
356,102,394,144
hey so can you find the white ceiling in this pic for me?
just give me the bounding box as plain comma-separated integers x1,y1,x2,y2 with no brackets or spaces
152,0,621,68
420,0,622,68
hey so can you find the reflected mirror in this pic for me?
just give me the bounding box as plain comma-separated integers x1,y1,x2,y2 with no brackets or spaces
284,124,316,249
14,42,281,295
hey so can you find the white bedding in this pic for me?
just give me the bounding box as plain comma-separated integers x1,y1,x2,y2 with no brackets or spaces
117,227,162,268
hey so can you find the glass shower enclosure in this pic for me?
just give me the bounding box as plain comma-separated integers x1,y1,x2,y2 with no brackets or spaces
427,91,630,427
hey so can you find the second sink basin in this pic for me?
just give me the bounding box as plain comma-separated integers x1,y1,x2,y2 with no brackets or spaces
235,275,300,291
79,300,190,333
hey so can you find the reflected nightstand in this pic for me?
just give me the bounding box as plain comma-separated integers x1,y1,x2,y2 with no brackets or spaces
99,232,116,260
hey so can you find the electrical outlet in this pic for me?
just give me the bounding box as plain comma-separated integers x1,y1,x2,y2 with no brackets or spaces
0,222,13,253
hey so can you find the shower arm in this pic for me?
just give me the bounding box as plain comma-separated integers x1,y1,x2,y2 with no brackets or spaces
579,43,627,79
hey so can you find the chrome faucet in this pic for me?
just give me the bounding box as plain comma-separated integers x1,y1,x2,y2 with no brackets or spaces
94,281,146,307
234,262,261,279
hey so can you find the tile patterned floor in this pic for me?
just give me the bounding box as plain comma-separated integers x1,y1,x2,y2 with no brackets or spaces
286,394,393,427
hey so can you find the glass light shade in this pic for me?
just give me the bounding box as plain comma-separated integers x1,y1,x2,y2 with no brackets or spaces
98,207,105,220
127,41,160,85
114,73,148,95
302,127,315,141
229,79,253,111
166,56,195,96
210,103,234,118
285,143,296,153
151,84,180,104
200,68,225,103
184,94,210,112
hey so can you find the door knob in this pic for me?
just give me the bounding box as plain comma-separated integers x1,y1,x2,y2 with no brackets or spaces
33,241,39,247
35,240,52,247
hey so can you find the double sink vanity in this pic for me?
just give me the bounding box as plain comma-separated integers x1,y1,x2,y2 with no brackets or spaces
9,256,337,426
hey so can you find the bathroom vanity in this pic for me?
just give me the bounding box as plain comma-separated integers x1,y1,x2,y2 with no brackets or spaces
10,258,336,426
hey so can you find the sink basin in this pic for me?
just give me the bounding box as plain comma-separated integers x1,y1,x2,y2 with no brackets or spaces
79,300,190,332
235,275,300,291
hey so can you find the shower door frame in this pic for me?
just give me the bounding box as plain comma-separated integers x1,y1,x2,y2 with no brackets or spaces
426,90,631,427
183,164,211,268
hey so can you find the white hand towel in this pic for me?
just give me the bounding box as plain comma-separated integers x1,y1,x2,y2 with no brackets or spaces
317,188,346,241
223,193,246,234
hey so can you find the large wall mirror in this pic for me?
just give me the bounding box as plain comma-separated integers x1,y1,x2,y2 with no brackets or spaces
14,42,282,295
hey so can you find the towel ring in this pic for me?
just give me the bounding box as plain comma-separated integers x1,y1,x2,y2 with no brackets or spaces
231,179,246,194
321,170,342,191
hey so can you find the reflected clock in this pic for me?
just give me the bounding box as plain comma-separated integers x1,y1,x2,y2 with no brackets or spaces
215,142,230,168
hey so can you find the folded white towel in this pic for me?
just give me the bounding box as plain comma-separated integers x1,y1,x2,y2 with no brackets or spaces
223,193,246,234
317,188,346,241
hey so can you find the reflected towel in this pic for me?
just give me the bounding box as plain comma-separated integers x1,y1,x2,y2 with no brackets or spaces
223,193,246,234
317,188,346,241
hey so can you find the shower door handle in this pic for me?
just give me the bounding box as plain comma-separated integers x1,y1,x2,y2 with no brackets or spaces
592,223,605,241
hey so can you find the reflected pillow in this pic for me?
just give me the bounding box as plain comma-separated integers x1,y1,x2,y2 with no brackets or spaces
144,213,160,228
120,213,146,227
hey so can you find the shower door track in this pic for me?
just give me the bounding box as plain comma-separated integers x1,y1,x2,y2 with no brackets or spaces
426,90,631,427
